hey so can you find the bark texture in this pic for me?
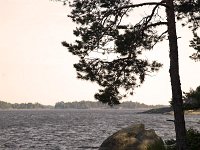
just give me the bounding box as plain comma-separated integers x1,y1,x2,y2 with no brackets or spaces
165,0,187,150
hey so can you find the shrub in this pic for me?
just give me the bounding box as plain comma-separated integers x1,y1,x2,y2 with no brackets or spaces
186,128,200,150
165,128,200,150
165,139,176,150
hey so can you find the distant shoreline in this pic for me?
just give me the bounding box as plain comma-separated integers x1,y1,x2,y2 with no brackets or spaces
1,100,166,110
0,108,150,111
1,107,199,115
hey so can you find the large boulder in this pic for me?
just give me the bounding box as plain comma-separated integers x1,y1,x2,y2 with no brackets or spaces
99,124,164,150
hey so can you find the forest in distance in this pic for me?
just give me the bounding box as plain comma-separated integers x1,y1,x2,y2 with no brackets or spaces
0,100,165,110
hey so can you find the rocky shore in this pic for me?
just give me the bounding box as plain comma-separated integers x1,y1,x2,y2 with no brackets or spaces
140,107,200,115
139,107,172,114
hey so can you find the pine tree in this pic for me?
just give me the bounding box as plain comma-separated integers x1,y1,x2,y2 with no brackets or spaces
59,0,200,149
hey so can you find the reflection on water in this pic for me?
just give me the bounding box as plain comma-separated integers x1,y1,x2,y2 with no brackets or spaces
0,109,199,150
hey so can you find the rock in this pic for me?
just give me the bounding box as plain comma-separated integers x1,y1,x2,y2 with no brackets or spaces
99,124,164,150
140,107,172,114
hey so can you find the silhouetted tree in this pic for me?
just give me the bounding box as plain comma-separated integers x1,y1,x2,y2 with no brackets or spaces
59,0,200,149
183,85,200,109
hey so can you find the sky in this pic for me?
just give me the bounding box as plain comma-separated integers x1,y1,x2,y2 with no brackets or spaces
0,0,199,106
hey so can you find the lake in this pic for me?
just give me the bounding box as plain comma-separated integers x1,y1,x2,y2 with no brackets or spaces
0,109,199,150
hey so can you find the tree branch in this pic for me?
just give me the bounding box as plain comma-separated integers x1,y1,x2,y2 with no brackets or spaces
117,21,167,30
151,30,168,48
143,21,168,30
118,2,168,10
143,4,160,26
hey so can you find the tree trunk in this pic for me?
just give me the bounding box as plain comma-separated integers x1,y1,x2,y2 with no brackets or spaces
165,0,187,150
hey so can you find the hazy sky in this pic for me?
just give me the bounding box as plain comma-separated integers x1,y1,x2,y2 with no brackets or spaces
0,0,199,105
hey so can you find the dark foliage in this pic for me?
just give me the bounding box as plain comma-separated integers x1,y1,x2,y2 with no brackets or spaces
190,32,200,61
183,85,200,109
165,128,200,150
61,0,169,105
175,0,200,61
60,0,200,106
169,86,200,110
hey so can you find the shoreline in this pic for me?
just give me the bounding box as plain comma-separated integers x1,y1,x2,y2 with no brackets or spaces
140,107,200,115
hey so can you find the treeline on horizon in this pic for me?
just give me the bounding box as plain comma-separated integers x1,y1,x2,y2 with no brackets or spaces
0,101,53,109
54,101,165,109
0,100,165,110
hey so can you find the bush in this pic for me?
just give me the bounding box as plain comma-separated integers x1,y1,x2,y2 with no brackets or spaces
186,128,200,150
165,139,176,150
165,128,200,150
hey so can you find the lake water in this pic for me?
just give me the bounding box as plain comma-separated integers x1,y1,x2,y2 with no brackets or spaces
0,109,199,150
